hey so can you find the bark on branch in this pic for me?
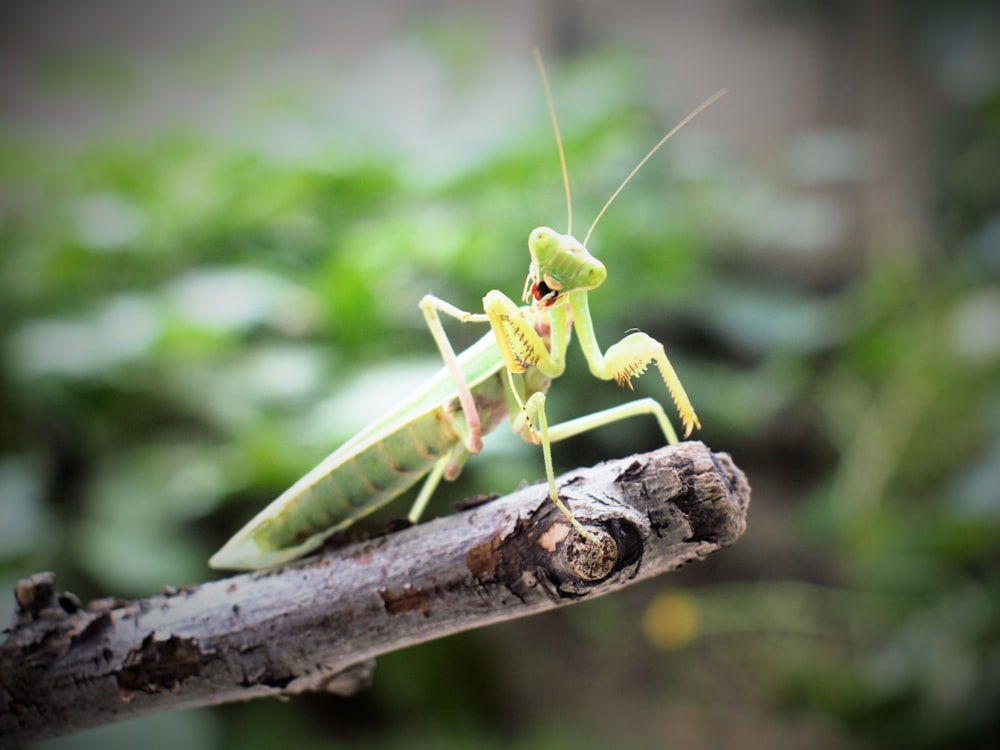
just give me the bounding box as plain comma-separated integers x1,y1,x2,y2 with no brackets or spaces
1,441,750,746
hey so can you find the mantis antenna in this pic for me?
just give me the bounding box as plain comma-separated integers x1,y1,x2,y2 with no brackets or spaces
533,49,573,236
583,87,729,247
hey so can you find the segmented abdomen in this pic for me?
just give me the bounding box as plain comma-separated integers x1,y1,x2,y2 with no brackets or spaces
251,408,460,553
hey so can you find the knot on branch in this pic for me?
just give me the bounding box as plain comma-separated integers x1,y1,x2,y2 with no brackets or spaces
563,527,619,581
538,515,645,596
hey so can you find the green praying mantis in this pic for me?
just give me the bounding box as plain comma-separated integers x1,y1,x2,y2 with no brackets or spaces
209,54,726,570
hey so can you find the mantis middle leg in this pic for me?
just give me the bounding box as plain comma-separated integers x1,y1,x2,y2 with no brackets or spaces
509,381,683,542
418,294,491,461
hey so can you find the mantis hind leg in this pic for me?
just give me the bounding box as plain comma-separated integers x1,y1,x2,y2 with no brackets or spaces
513,389,599,543
419,295,491,454
545,396,681,445
406,453,453,524
513,388,683,544
406,435,474,523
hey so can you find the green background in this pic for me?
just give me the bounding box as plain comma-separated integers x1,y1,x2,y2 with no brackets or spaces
2,2,998,748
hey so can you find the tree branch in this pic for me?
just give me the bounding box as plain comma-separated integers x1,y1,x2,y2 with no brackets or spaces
1,441,750,745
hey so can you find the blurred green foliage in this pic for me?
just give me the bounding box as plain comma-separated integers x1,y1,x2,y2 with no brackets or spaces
3,20,1000,750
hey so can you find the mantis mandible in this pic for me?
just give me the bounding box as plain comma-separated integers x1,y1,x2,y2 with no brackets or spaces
209,53,726,570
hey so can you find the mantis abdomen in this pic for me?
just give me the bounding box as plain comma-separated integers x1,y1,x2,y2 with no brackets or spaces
209,368,511,569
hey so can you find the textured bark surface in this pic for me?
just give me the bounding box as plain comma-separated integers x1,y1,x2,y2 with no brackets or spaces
0,441,750,746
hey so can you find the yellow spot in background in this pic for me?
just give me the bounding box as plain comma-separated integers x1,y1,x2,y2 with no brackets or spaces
642,591,700,650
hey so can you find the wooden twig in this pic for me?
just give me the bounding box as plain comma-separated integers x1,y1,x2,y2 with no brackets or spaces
0,441,749,745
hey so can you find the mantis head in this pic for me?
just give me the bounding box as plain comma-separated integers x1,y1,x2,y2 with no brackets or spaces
526,52,724,313
523,226,607,306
